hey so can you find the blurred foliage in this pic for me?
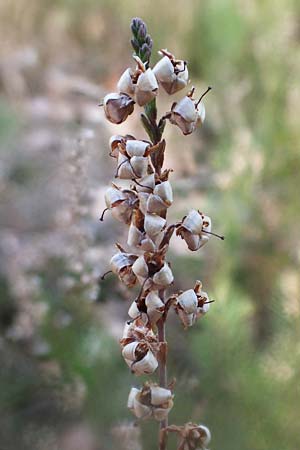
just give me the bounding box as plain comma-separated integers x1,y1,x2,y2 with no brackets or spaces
0,0,300,450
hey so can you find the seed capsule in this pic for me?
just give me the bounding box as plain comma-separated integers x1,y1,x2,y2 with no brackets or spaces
110,251,138,287
127,383,174,421
168,87,211,135
153,49,189,95
103,93,135,124
152,263,174,287
135,68,158,106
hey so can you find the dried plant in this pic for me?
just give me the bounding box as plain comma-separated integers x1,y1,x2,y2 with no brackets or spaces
100,17,224,450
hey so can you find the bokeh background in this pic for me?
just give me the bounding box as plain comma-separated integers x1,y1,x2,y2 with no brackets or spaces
0,0,300,449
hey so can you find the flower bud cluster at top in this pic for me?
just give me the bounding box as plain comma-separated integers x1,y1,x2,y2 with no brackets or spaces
101,17,220,450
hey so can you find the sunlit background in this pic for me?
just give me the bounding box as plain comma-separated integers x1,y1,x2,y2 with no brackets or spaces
0,0,300,449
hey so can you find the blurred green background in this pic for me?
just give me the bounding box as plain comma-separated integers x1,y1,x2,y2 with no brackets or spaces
0,0,300,449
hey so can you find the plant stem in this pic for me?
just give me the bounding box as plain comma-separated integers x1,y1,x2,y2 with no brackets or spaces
142,99,168,449
158,289,168,450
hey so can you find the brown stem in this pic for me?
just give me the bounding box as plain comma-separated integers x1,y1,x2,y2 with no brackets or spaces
158,289,168,450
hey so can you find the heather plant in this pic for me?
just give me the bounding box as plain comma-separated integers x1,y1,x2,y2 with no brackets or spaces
100,17,224,450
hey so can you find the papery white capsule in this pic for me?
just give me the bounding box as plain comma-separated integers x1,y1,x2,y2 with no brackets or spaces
153,181,173,206
153,263,174,287
150,385,172,406
117,68,135,97
104,186,127,209
110,252,136,274
169,87,211,135
109,134,125,157
131,349,158,375
122,341,139,361
145,291,164,324
127,387,140,410
153,49,189,95
127,223,143,247
135,68,158,106
181,210,203,234
177,289,198,314
169,96,197,135
135,173,156,192
133,396,152,419
147,194,168,214
128,383,174,421
110,251,137,287
128,301,141,320
138,192,150,215
103,93,135,124
144,214,166,239
126,139,149,157
130,156,149,178
198,424,211,446
117,153,135,179
140,236,157,252
132,255,149,280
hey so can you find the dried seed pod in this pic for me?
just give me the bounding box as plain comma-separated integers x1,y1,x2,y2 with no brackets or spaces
122,341,158,375
165,422,211,450
197,424,211,447
130,156,149,178
131,349,158,375
128,301,141,320
175,281,211,327
144,213,166,240
138,192,150,215
132,255,149,282
146,193,168,215
127,223,144,247
153,49,189,95
180,210,203,235
153,181,173,206
140,236,156,252
132,395,152,419
103,93,135,124
168,87,211,135
126,139,149,157
169,95,197,135
177,289,198,314
152,263,174,287
117,68,135,97
104,185,127,209
176,211,212,251
150,385,172,406
145,291,164,325
110,251,138,287
128,383,174,421
127,387,140,409
104,185,137,224
135,173,156,192
135,68,158,106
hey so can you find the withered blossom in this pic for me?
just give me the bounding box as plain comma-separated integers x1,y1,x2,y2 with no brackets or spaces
100,17,220,450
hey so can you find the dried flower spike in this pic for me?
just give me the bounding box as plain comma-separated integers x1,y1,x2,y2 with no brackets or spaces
100,17,220,450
